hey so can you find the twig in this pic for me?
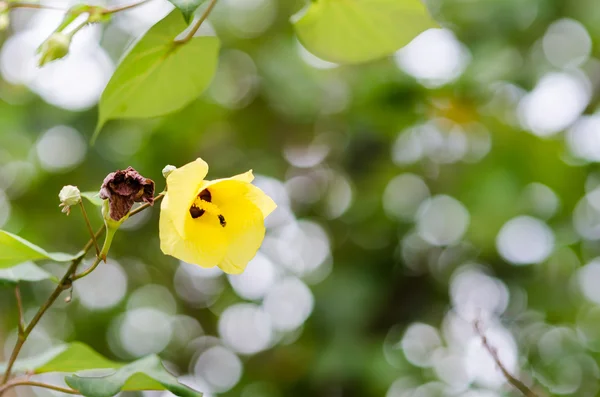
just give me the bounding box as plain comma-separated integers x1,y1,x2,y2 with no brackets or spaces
474,320,540,397
0,230,100,386
129,192,165,217
79,201,100,257
0,379,80,395
102,0,152,15
0,192,164,385
14,286,25,335
174,0,218,44
70,255,102,281
7,2,66,11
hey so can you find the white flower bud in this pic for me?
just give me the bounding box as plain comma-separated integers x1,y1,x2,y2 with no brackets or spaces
162,165,176,179
58,185,81,215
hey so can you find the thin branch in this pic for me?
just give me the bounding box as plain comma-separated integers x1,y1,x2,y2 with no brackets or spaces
174,0,218,44
474,320,540,397
70,255,102,281
102,0,152,14
7,2,66,11
79,201,100,257
0,191,165,385
14,286,25,335
129,192,165,217
0,379,80,395
0,230,99,385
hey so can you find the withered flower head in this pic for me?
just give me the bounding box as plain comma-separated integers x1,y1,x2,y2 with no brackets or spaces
100,167,155,221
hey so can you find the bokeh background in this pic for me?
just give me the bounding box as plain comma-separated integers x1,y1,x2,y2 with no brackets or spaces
2,0,600,396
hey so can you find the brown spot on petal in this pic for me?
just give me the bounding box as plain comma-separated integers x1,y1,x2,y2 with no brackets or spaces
190,206,205,219
99,166,155,221
199,188,211,202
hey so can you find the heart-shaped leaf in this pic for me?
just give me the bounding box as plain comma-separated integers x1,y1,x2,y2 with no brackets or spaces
0,262,58,286
66,355,201,397
168,0,206,23
93,10,220,141
0,230,79,269
292,0,437,64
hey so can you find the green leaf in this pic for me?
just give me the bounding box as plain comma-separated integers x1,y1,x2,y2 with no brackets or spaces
168,0,206,23
0,343,120,375
292,0,437,64
0,262,59,286
81,191,103,206
93,10,220,141
66,355,202,397
0,230,79,269
0,343,201,397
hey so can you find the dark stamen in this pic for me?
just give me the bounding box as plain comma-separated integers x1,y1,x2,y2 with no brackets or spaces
190,206,205,219
218,214,226,227
199,189,211,202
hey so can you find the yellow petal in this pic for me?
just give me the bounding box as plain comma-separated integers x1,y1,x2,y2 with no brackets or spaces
159,195,227,267
230,170,254,183
165,158,209,236
208,176,277,219
245,184,277,218
217,197,265,274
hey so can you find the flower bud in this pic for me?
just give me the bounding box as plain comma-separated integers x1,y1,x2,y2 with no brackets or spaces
162,165,176,179
58,185,81,215
37,32,71,67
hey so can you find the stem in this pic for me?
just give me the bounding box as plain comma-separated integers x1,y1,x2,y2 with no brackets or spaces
0,380,80,395
71,255,102,281
129,192,165,217
174,0,218,44
7,3,66,11
0,253,86,386
474,320,542,397
14,286,25,335
103,0,152,14
79,201,100,257
0,192,165,385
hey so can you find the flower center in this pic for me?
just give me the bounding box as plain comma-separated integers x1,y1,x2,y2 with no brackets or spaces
189,188,227,227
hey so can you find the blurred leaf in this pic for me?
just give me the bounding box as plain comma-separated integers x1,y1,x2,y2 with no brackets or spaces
0,262,58,286
0,343,200,397
292,0,437,64
66,355,201,397
0,230,79,269
168,0,206,23
93,10,220,141
0,343,119,374
81,191,103,206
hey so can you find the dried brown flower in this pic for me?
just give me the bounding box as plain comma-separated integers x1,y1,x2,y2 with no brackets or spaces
99,167,154,221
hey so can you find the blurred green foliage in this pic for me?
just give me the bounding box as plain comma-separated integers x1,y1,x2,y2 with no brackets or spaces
2,0,600,396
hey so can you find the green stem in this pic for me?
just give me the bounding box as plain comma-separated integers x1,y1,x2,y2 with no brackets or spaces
102,0,152,15
7,2,65,11
174,0,218,44
79,201,100,257
0,380,80,395
0,235,96,386
130,192,165,217
14,286,25,335
0,192,165,386
71,252,103,281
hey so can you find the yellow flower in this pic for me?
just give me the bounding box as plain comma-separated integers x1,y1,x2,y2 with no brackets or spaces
159,158,277,274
